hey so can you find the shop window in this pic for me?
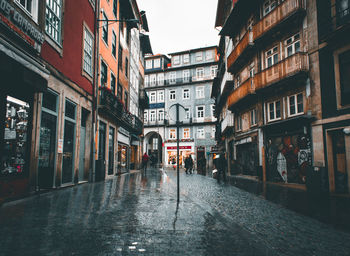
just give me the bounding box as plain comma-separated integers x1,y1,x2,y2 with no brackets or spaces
285,33,300,57
149,92,156,103
196,106,205,119
183,54,190,64
338,49,350,106
197,127,205,139
45,0,62,44
1,96,30,176
169,129,176,139
169,90,176,100
250,109,257,126
266,46,279,68
288,93,304,116
83,27,94,77
102,12,108,44
183,128,190,139
196,86,205,99
263,0,277,16
268,100,281,121
183,70,190,82
183,88,190,100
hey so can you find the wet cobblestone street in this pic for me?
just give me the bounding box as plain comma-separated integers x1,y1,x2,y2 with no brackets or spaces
1,169,350,256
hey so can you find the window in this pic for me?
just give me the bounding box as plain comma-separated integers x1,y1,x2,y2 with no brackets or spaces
197,127,204,139
112,31,117,57
183,54,190,64
268,100,281,121
169,129,176,139
150,75,156,86
154,58,161,68
263,0,277,16
183,88,190,99
183,128,190,139
144,111,148,123
150,110,156,122
250,109,257,126
173,56,180,65
183,70,190,82
210,105,215,117
117,83,123,100
196,86,204,98
102,12,108,44
158,109,164,121
339,50,350,105
235,75,241,89
110,73,116,95
125,58,128,77
169,90,176,100
211,127,216,138
145,76,149,87
100,60,107,86
285,33,300,57
196,68,204,79
265,46,279,68
149,92,156,103
15,0,38,21
211,65,218,78
83,27,94,77
206,50,214,60
185,108,191,119
236,115,242,131
337,0,350,23
118,43,122,69
196,52,203,62
45,0,62,43
157,90,164,102
146,60,152,69
169,72,176,84
288,93,304,116
196,106,205,118
124,91,128,109
157,73,164,86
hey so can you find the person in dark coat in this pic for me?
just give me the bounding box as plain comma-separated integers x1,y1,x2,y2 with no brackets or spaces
185,155,194,174
214,153,227,182
142,152,149,172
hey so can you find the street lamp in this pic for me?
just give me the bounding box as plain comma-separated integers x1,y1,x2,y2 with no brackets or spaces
168,103,186,203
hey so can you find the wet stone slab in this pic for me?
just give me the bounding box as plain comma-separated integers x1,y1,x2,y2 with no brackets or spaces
0,169,349,256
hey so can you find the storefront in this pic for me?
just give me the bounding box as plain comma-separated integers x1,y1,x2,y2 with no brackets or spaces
165,142,194,167
234,135,259,176
117,128,130,174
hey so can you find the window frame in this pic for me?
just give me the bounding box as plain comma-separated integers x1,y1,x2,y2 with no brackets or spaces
287,93,304,117
149,91,157,103
145,60,152,69
102,11,108,45
149,110,156,122
157,73,164,86
182,88,190,100
183,70,190,82
196,86,205,99
154,58,161,68
82,25,94,78
265,46,279,69
250,108,257,127
169,90,176,101
169,72,176,84
173,55,180,65
157,90,164,102
197,127,205,139
45,0,62,44
169,128,176,139
196,51,203,62
183,128,190,139
263,0,277,16
183,54,190,64
196,67,204,79
196,105,205,119
157,109,164,121
267,100,282,122
285,33,301,57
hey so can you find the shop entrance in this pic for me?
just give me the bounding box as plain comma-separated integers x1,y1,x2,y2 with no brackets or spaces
331,130,348,193
117,143,128,173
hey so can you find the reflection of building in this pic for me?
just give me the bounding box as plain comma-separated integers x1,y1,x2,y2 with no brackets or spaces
144,46,218,173
213,0,350,194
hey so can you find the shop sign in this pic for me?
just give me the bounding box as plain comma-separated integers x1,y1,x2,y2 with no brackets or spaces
167,146,191,150
0,0,44,52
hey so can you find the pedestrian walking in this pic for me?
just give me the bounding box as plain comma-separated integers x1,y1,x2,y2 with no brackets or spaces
142,152,149,172
214,152,226,182
185,155,194,174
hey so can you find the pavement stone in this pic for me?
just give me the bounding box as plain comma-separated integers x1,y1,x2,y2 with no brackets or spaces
0,169,349,256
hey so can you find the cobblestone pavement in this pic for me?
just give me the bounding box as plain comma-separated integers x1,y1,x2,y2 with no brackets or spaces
0,169,350,256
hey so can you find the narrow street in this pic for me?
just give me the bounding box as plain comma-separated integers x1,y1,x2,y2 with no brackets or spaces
0,169,349,256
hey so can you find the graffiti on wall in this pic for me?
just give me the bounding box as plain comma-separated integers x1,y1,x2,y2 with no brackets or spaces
267,134,311,184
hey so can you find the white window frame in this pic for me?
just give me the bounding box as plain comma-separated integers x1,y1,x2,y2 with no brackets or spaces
150,74,156,86
206,50,214,60
183,88,190,100
196,86,205,99
173,55,180,65
183,128,190,139
185,107,191,119
169,72,176,84
144,111,148,123
157,90,164,102
250,109,257,126
287,93,304,117
211,127,216,138
183,70,190,82
196,105,205,119
154,58,161,68
157,109,164,121
145,76,149,87
210,104,215,117
169,90,176,100
196,51,203,62
83,26,94,77
150,110,156,122
169,128,176,139
15,0,38,22
157,73,164,86
45,0,62,44
196,68,204,79
285,33,301,57
265,46,279,69
210,65,218,78
267,100,282,122
263,0,277,16
197,127,205,139
149,91,157,103
145,60,152,69
183,54,190,64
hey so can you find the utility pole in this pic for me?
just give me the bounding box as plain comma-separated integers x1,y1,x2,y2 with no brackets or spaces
176,103,180,203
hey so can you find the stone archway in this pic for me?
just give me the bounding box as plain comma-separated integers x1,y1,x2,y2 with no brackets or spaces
144,132,163,165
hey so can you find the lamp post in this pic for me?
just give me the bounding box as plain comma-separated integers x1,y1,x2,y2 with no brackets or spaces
169,103,186,203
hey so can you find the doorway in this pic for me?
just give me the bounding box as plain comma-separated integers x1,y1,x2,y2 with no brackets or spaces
331,130,348,193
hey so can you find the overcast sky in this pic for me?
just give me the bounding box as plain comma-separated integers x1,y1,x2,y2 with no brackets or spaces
138,0,220,55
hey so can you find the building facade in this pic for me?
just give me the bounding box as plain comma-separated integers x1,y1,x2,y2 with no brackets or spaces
213,0,350,194
144,46,218,174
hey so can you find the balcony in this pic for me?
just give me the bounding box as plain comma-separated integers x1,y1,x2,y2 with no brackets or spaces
253,0,306,43
227,31,254,74
221,112,234,134
227,77,255,109
255,52,308,91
